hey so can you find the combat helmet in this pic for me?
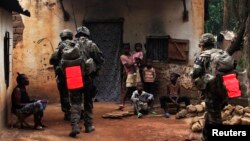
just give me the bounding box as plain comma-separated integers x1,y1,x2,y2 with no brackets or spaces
60,29,73,39
76,26,90,37
199,33,215,48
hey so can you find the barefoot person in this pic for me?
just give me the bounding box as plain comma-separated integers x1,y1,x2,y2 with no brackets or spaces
11,73,47,130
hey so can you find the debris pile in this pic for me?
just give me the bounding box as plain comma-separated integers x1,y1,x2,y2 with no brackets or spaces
175,102,250,132
222,104,250,125
190,116,205,132
175,102,206,119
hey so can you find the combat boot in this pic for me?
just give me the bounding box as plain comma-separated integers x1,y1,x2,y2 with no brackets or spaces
69,126,80,137
85,125,95,133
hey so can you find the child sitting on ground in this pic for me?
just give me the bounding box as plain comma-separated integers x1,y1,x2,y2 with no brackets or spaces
159,73,190,118
131,83,154,118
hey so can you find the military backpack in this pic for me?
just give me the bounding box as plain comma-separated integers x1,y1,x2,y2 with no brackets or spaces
60,40,85,90
201,49,241,98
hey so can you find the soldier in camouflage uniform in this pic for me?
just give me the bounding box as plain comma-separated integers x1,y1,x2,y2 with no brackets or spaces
190,33,232,141
49,29,73,121
68,26,104,137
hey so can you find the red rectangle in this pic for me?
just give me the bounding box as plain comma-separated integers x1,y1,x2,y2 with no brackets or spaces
222,73,241,98
65,66,82,78
66,77,84,90
65,66,84,90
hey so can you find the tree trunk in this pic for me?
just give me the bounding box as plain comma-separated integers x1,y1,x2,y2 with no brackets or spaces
226,24,245,55
223,0,229,30
226,0,248,55
232,0,240,22
242,0,250,95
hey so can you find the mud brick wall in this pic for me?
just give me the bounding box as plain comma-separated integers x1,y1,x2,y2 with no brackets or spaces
12,12,24,46
152,62,200,104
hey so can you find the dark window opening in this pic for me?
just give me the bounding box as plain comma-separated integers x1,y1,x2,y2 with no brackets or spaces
146,36,169,61
146,36,189,63
4,32,10,88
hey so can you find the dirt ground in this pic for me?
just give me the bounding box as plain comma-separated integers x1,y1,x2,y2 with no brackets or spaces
0,102,201,141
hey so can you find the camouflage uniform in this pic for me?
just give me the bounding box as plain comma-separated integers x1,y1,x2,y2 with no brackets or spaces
50,29,74,120
190,33,229,141
69,26,104,137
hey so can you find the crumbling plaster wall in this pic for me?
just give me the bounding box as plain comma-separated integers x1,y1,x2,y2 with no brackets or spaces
14,0,62,102
14,0,204,102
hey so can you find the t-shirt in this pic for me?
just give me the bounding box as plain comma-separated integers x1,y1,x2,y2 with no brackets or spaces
120,54,136,74
143,67,156,82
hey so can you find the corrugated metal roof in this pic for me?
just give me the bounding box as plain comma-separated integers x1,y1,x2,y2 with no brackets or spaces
0,0,30,16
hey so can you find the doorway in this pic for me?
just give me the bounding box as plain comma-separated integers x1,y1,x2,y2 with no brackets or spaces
85,19,123,101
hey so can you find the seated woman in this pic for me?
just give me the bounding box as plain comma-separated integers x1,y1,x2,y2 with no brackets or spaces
11,73,47,130
131,83,154,118
159,73,190,118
